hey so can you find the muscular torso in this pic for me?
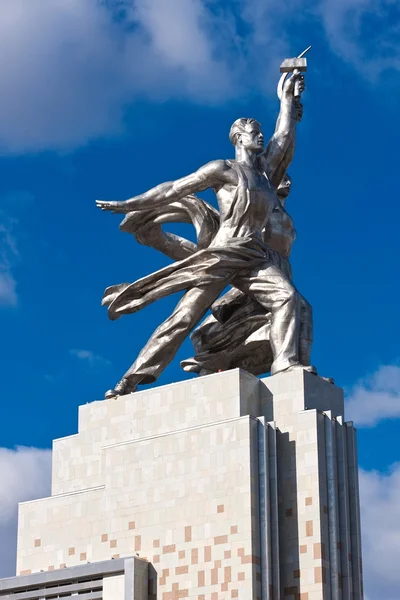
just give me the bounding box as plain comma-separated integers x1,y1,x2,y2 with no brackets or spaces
211,160,280,245
264,202,296,258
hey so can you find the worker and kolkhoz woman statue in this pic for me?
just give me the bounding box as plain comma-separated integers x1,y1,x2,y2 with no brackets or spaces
96,48,329,398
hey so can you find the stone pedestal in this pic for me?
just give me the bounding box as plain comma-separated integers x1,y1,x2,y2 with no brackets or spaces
15,369,363,600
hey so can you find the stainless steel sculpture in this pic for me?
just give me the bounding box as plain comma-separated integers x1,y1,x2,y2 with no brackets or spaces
181,171,313,378
97,52,317,398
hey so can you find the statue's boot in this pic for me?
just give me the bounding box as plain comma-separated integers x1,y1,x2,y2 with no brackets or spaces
279,364,317,375
105,374,144,399
180,358,201,373
278,363,334,384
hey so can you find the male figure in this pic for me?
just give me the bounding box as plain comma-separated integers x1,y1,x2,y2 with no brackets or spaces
97,72,315,397
181,173,314,378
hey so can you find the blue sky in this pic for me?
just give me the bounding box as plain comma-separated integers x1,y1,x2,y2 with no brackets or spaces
0,0,399,596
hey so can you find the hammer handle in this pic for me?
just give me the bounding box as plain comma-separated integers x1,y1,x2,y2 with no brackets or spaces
293,68,301,99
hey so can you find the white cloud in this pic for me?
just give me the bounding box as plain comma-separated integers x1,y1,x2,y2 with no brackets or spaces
346,364,400,427
0,271,17,307
0,447,52,578
0,0,128,153
70,348,111,367
360,464,400,600
318,0,400,78
127,0,233,99
0,0,397,153
0,191,35,307
0,0,238,153
0,213,19,307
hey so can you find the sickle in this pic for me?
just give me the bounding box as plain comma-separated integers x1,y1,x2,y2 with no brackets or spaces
277,72,288,100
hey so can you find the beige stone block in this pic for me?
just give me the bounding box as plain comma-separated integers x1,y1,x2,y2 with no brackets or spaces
260,369,344,421
102,574,124,600
14,370,362,600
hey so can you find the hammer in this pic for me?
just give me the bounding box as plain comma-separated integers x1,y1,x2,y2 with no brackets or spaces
278,46,311,100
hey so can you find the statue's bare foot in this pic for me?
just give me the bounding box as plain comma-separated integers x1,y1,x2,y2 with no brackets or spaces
105,376,140,399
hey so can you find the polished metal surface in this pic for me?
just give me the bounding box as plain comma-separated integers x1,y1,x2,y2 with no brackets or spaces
280,57,307,73
97,60,315,397
278,47,311,100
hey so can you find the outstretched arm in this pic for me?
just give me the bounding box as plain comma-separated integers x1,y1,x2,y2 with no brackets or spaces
96,160,233,213
259,72,304,189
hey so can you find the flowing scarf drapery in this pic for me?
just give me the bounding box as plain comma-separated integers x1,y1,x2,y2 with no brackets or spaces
102,163,272,321
102,171,280,375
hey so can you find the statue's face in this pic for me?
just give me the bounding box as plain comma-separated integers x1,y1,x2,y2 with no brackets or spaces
277,177,291,200
238,123,264,153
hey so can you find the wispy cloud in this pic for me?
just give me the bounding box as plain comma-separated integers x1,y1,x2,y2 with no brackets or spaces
70,349,111,367
0,191,34,307
0,0,236,153
360,464,400,600
0,447,52,578
0,213,19,307
0,0,397,153
0,271,17,307
318,0,400,79
346,364,400,427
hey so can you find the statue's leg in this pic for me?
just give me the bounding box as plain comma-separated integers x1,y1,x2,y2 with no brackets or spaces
106,283,226,397
234,262,314,375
